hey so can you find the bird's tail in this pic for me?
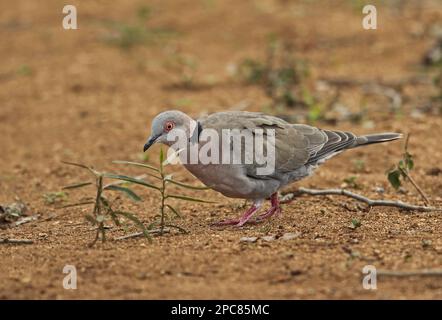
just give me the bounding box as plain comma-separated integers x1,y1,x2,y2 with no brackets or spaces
353,132,402,148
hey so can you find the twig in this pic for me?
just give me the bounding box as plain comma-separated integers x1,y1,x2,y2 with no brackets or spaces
281,187,441,212
114,228,170,241
399,133,431,206
14,214,40,226
378,269,442,277
0,238,34,244
399,168,430,206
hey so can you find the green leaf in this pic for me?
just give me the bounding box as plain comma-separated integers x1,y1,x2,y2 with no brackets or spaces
104,185,142,202
166,204,182,218
114,211,152,242
61,161,97,175
350,219,361,229
112,160,159,173
103,173,160,190
61,161,90,169
62,182,93,190
99,195,111,208
166,194,216,203
165,178,210,190
387,170,401,189
160,148,165,164
109,211,121,226
404,152,414,170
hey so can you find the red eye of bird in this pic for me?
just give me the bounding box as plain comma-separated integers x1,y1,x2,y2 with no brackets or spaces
164,121,175,132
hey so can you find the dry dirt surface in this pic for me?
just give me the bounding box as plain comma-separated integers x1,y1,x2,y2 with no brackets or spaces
0,0,441,299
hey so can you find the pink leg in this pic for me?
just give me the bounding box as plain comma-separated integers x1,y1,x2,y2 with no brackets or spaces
256,193,281,221
212,202,262,227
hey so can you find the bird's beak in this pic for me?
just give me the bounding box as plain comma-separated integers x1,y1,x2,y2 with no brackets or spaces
143,134,160,152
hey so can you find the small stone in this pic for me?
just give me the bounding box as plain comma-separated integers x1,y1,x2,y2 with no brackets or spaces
290,269,303,276
21,276,32,284
373,187,384,194
137,272,149,280
261,235,275,242
422,239,432,248
426,168,441,176
240,236,258,243
281,232,301,240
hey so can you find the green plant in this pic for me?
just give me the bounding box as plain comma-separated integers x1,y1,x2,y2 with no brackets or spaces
114,148,213,235
387,134,430,205
62,162,152,247
164,53,199,89
0,201,27,224
16,64,32,76
237,36,309,110
433,67,442,107
43,191,68,205
302,88,324,124
352,159,366,172
349,218,361,230
102,6,175,49
343,176,360,189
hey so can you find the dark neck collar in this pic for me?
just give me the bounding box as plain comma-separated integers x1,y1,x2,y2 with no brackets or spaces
189,121,202,143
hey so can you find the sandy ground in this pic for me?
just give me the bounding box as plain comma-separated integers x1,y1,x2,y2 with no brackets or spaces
0,0,441,299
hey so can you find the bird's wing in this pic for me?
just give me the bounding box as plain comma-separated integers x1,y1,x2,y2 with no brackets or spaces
199,112,330,177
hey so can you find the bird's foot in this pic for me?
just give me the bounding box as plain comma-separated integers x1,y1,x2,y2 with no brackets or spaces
255,192,282,222
255,205,281,221
212,204,260,227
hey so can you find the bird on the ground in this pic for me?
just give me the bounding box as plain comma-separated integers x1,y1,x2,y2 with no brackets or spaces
143,110,401,226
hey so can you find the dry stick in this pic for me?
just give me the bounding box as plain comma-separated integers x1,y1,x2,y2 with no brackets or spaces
377,269,442,277
0,238,34,244
14,214,40,226
399,168,431,206
281,187,441,212
400,133,431,206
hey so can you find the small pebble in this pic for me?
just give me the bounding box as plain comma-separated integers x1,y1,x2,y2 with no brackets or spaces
281,232,301,240
240,236,258,243
373,187,384,194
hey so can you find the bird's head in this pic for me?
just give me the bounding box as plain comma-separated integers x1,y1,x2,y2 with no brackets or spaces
143,110,195,152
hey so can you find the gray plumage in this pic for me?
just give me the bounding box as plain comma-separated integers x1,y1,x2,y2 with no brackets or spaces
144,110,402,226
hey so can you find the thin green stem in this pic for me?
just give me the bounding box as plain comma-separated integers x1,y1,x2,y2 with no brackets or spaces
93,175,107,243
159,160,166,235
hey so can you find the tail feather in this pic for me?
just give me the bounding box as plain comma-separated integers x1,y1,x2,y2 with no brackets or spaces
354,132,402,147
307,131,402,166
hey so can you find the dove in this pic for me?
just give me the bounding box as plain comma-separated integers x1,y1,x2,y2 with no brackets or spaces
143,110,401,226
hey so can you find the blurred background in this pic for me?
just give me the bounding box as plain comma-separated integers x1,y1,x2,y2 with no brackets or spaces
0,0,441,299
1,1,441,170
